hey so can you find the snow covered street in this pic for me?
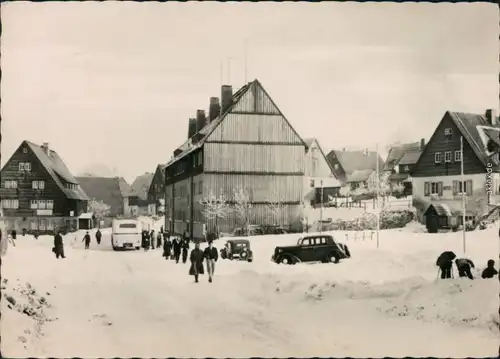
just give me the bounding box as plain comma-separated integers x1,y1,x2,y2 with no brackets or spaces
2,226,499,357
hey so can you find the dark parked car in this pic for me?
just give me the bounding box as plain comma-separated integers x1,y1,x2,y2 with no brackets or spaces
220,239,253,262
271,234,351,265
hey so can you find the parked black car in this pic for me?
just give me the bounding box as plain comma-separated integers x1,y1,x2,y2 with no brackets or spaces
221,239,253,262
271,234,351,265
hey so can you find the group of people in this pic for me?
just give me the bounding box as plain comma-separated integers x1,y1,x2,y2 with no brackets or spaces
436,251,498,280
141,228,165,250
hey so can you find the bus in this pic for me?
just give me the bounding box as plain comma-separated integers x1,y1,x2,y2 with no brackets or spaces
111,218,142,251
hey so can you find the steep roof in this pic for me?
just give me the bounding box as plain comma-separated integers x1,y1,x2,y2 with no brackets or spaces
383,141,422,171
129,172,154,200
398,150,422,165
330,149,384,175
304,138,340,182
448,112,500,169
25,141,89,201
75,176,130,216
346,169,374,183
165,79,306,169
303,138,315,149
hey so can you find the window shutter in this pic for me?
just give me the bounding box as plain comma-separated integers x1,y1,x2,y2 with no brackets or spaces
424,182,430,196
438,182,443,196
466,180,473,196
452,180,458,195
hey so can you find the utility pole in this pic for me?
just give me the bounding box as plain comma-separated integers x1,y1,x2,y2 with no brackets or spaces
319,180,324,233
376,143,380,248
461,136,466,253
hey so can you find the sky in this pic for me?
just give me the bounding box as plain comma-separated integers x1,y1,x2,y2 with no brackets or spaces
2,2,498,183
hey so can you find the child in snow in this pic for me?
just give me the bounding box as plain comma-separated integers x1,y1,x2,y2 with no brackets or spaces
82,231,91,250
481,259,498,279
203,239,218,283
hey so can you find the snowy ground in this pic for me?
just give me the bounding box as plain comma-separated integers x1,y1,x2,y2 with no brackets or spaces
1,224,499,357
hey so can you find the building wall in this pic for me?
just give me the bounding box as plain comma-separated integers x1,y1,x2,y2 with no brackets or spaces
411,113,486,177
412,173,500,221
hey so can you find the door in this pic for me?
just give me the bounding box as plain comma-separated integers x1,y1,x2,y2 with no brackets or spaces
313,237,329,261
299,238,316,262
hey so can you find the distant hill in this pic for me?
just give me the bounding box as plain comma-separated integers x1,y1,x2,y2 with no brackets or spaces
79,163,119,178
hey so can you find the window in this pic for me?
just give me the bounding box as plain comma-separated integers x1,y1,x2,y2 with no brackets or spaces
47,220,54,230
444,128,453,136
310,179,315,188
23,147,28,154
46,200,54,209
444,151,452,163
24,162,31,171
39,181,45,189
1,199,19,209
454,150,462,162
32,181,38,189
65,183,78,190
30,220,37,230
404,165,410,172
198,152,203,166
39,219,46,231
424,181,442,196
434,152,442,164
19,162,25,171
4,180,18,189
31,200,38,209
198,180,203,194
119,223,137,228
38,200,47,209
453,180,472,196
301,238,311,246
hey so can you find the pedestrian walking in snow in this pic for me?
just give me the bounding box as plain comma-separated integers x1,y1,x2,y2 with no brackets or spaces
436,251,456,279
157,231,162,248
144,231,150,251
181,239,190,263
163,238,172,260
82,231,91,250
165,229,170,240
189,242,204,283
11,229,17,240
481,259,498,279
173,237,182,263
95,229,102,245
203,239,218,283
455,258,475,279
150,230,155,249
53,230,66,259
160,225,164,234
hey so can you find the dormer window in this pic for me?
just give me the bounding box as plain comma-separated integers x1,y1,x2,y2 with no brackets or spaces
65,183,78,191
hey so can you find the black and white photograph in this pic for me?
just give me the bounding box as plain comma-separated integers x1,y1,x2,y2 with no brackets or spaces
0,1,499,357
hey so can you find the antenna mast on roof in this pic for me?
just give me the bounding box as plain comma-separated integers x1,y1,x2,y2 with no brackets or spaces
220,62,223,118
227,57,232,84
244,38,248,84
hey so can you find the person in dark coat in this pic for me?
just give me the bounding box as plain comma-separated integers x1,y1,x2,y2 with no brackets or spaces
53,230,65,259
82,231,91,250
95,229,102,245
156,231,162,248
189,242,205,283
11,229,17,240
481,259,498,279
163,238,172,260
150,230,155,249
172,237,182,263
436,251,456,279
160,225,164,234
144,231,150,251
203,239,219,283
181,239,190,263
455,258,475,279
165,229,170,240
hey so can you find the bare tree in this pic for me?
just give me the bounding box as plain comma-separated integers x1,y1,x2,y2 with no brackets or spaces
339,185,351,205
88,199,111,226
198,191,230,234
391,182,405,197
267,190,285,225
234,188,254,233
367,171,391,207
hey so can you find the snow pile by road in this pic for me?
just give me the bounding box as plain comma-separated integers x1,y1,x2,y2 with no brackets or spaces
1,226,498,357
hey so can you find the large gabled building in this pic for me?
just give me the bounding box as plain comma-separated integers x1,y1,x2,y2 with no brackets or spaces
147,164,166,215
1,141,90,233
164,79,307,238
411,109,500,228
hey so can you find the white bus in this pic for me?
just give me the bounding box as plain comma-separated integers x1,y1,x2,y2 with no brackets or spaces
111,218,142,251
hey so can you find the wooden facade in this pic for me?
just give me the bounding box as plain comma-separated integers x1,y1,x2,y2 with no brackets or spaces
147,165,166,214
164,80,306,238
0,141,89,233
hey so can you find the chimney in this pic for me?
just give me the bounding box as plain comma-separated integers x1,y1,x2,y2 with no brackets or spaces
485,109,498,126
209,97,220,122
195,110,206,132
41,142,50,155
221,85,233,113
420,138,425,150
188,118,197,139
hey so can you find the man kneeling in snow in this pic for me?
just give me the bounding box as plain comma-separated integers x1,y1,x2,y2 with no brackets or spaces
455,258,475,280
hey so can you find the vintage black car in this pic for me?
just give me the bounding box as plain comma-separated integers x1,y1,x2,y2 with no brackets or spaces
220,239,253,262
271,234,351,265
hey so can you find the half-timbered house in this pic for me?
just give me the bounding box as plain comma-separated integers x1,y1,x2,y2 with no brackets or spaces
0,141,90,233
164,79,306,238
